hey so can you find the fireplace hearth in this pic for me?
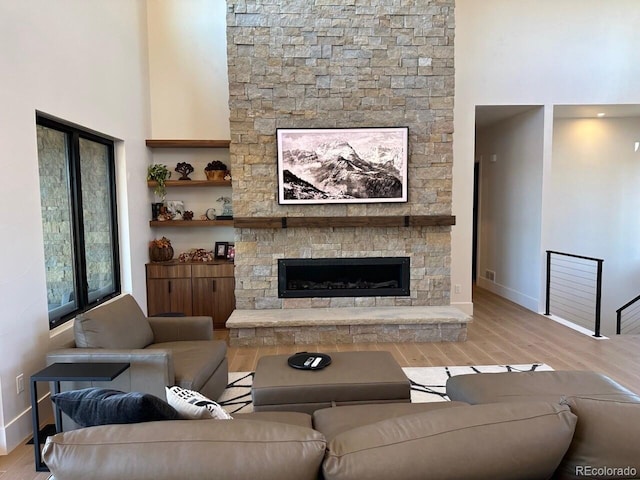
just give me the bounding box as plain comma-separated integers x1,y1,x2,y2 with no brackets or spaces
278,257,410,298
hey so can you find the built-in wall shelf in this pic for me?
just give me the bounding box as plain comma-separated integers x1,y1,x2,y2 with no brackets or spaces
149,219,234,228
233,215,456,229
145,139,231,148
147,180,231,188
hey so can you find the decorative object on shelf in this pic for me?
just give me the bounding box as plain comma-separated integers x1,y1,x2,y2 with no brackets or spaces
214,242,229,259
216,196,233,219
205,208,217,220
224,172,232,181
205,160,228,181
149,237,174,262
166,200,185,220
183,210,194,221
226,244,235,261
151,202,163,221
175,162,194,180
276,127,408,205
178,248,214,263
147,164,171,201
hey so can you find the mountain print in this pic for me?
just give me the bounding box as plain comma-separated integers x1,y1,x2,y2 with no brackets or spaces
278,128,407,203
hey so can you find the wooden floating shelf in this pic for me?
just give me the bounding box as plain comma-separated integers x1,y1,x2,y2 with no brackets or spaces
233,215,456,229
147,180,231,188
149,220,234,227
145,139,231,148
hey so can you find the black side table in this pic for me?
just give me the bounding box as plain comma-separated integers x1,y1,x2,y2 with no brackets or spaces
30,362,130,472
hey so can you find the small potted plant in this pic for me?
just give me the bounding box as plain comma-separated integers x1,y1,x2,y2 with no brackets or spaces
204,160,228,181
147,164,171,220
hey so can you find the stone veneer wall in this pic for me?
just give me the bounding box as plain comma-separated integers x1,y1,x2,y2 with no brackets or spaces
226,0,455,310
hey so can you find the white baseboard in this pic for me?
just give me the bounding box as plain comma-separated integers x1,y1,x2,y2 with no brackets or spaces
450,301,473,316
477,278,539,312
0,392,52,456
543,313,609,339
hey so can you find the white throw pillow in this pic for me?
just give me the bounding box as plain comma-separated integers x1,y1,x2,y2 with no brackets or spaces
165,386,233,420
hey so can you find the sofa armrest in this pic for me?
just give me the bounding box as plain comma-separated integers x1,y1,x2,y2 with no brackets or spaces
148,316,213,342
46,348,175,399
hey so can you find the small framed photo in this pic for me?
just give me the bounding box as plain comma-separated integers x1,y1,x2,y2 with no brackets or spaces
214,242,229,259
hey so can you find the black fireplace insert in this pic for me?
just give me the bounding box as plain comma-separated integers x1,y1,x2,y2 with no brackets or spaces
278,257,410,298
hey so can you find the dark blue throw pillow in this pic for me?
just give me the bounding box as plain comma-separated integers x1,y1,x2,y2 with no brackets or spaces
51,387,181,427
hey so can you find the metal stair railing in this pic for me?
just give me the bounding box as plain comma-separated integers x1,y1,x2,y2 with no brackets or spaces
544,250,604,337
616,294,640,334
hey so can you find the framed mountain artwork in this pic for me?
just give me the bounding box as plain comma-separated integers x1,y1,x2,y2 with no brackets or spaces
276,127,409,205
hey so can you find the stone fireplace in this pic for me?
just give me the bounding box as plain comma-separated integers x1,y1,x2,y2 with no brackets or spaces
225,0,468,345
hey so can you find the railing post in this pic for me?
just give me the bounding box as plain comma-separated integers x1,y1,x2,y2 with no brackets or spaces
544,251,551,315
593,259,603,337
616,309,622,335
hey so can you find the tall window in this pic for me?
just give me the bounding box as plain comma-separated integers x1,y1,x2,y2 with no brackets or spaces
36,115,120,328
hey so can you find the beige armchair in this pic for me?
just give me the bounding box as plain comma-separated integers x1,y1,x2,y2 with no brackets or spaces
46,294,228,404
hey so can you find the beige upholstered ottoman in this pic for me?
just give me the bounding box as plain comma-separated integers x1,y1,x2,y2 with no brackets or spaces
252,351,411,413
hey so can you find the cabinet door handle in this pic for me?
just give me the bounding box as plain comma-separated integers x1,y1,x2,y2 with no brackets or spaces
212,279,217,292
168,280,172,294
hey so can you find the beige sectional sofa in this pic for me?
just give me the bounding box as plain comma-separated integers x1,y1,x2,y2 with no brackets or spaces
42,370,640,480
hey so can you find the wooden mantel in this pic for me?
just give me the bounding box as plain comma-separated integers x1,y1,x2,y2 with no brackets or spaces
233,215,455,229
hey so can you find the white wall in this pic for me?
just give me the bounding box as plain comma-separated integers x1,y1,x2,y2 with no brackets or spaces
475,108,545,310
453,0,640,314
549,117,640,334
0,0,151,454
146,0,233,253
147,0,230,140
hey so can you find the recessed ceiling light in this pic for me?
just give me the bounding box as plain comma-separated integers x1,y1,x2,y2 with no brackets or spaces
597,112,606,117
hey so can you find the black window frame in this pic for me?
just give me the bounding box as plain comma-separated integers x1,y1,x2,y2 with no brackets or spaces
36,114,121,329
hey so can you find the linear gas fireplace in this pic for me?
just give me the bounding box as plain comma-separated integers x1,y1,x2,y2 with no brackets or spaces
278,257,410,298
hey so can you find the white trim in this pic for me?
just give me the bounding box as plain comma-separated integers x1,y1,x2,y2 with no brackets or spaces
543,313,609,340
477,277,539,312
1,392,53,455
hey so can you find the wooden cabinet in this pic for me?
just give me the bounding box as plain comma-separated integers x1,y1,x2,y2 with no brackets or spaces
145,262,235,328
191,264,235,329
146,264,193,316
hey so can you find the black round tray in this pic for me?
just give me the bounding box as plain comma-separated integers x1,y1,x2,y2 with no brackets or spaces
288,352,332,370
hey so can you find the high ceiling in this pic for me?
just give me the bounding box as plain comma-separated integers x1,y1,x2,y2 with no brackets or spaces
475,104,640,128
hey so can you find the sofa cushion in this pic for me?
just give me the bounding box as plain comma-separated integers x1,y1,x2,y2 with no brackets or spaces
165,386,232,420
51,388,180,427
233,411,313,428
554,395,640,480
146,340,226,392
446,370,636,405
43,419,326,480
74,294,154,349
323,401,576,480
313,401,469,442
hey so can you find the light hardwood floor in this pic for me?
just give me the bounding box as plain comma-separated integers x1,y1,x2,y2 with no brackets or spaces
3,286,639,479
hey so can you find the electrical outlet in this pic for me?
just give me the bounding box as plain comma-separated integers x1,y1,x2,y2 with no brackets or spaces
16,374,24,394
485,270,496,282
454,284,461,294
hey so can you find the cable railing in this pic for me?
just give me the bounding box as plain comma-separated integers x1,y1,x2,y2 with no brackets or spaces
544,250,603,337
616,294,640,334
